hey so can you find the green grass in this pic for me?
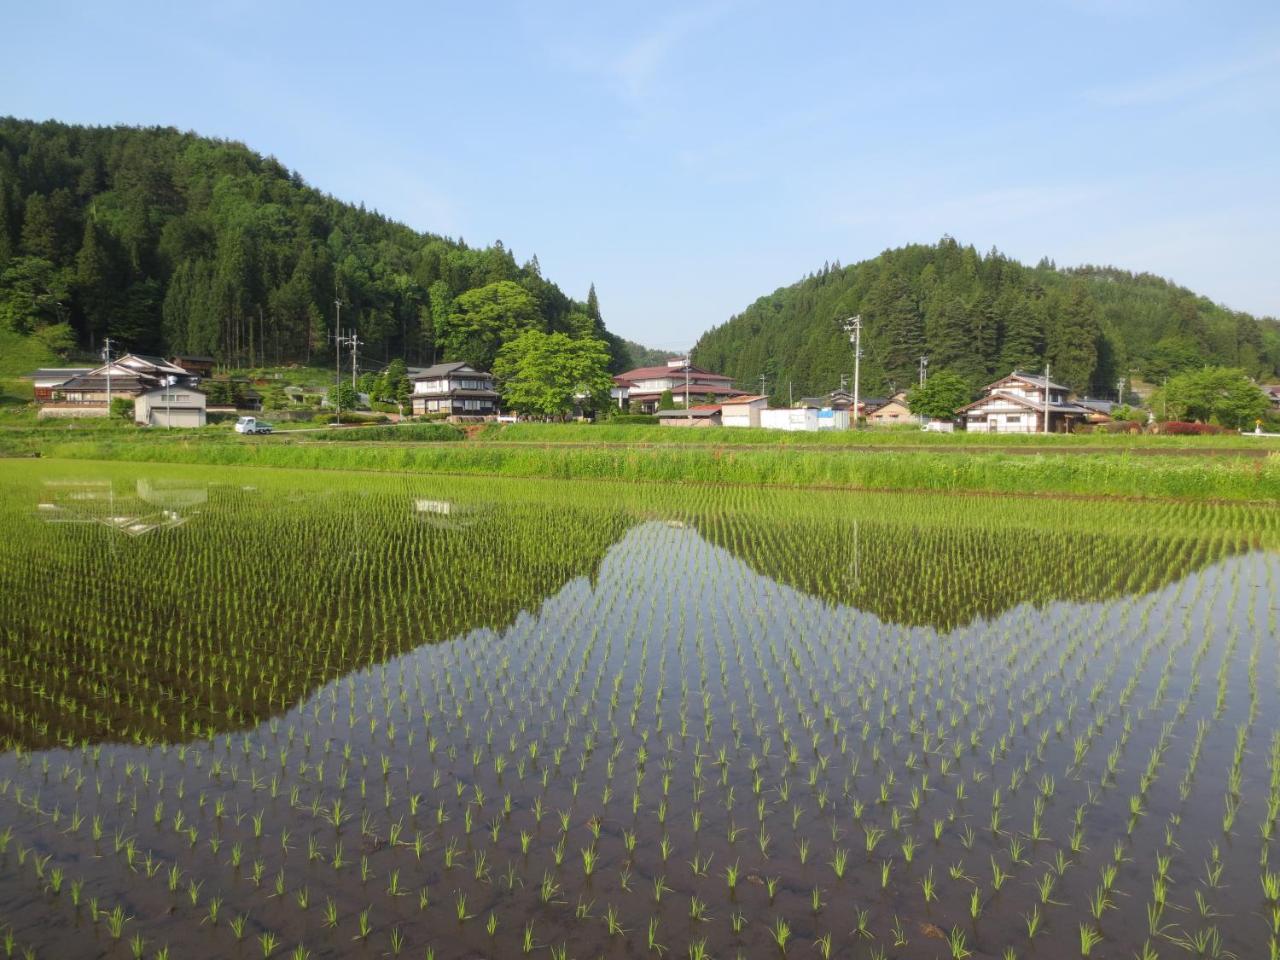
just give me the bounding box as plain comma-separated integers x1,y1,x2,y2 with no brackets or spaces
13,432,1279,502
477,421,1280,450
0,328,56,379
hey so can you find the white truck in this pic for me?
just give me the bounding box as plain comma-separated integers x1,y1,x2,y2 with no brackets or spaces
234,416,273,435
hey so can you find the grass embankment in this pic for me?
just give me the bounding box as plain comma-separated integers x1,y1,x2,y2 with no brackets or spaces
477,421,1280,451
12,432,1279,501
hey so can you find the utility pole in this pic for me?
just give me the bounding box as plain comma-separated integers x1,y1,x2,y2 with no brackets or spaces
331,299,345,426
350,331,363,390
843,316,862,429
918,355,930,426
102,338,114,415
1043,363,1052,435
684,356,690,409
759,374,767,400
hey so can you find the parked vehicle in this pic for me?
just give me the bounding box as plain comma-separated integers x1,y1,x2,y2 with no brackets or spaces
234,416,273,435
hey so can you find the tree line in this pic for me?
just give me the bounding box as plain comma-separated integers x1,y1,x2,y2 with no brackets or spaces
693,237,1280,400
0,118,630,373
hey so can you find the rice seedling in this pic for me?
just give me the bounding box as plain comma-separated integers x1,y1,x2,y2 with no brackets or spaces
0,461,1276,959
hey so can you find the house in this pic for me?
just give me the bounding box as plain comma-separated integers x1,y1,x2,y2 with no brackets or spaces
865,392,914,426
168,355,215,378
960,371,1092,434
1263,385,1280,410
613,359,747,413
656,404,722,427
35,353,198,418
410,361,500,417
24,368,93,402
721,395,769,428
135,386,207,428
1076,399,1118,424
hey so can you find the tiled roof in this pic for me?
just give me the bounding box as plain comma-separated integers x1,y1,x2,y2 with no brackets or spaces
616,364,733,381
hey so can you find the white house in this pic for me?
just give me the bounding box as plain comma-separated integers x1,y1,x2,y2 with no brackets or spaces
612,359,746,413
410,361,500,417
721,394,769,428
135,385,207,428
960,371,1091,434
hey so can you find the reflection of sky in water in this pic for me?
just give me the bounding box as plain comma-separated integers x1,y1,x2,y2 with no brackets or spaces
0,518,1275,960
36,476,208,535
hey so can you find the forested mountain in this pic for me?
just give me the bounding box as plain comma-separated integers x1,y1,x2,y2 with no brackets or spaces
693,238,1280,400
0,118,628,371
620,338,680,369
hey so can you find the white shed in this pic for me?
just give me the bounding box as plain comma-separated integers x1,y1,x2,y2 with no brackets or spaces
760,408,820,432
135,386,207,428
721,395,769,428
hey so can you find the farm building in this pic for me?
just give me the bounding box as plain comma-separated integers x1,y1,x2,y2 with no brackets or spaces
760,408,820,431
24,368,93,402
865,392,913,426
34,354,201,418
168,355,216,378
134,386,207,428
613,359,747,413
721,395,769,428
410,361,500,417
656,405,722,427
960,371,1092,433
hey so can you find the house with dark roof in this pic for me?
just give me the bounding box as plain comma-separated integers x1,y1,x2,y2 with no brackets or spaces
24,368,94,402
34,354,200,418
410,361,500,417
612,359,747,413
960,371,1092,434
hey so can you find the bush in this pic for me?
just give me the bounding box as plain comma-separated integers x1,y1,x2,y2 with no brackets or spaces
110,396,135,421
320,423,464,442
608,414,659,425
313,412,389,425
1157,421,1226,436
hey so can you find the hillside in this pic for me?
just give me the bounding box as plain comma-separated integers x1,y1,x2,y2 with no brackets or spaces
0,118,631,372
692,238,1280,400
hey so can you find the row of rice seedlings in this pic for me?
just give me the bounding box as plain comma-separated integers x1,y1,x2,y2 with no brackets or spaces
0,463,1276,958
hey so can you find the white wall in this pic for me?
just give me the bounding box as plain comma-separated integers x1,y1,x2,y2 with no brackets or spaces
760,408,819,431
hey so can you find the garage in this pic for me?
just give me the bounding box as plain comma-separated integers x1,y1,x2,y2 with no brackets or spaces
135,386,207,428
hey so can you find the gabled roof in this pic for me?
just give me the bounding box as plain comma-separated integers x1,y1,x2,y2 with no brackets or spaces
959,390,1091,415
119,353,190,375
984,370,1071,393
410,361,491,380
723,394,768,405
616,364,734,382
56,375,154,392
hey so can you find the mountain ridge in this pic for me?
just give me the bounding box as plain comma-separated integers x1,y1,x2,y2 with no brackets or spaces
691,238,1280,400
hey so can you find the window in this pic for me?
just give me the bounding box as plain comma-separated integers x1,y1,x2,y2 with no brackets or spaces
1006,415,1021,423
463,399,482,411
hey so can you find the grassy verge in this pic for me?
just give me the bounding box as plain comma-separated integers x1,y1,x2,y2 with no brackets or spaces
11,433,1279,501
477,421,1280,450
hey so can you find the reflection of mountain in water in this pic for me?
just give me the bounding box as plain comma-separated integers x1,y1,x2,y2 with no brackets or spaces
1,476,628,750
694,513,1252,631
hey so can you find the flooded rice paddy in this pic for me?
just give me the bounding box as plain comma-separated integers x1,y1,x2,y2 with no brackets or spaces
0,460,1278,960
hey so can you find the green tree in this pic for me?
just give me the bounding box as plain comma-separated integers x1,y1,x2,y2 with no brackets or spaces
33,321,77,357
327,380,359,412
657,389,676,411
1046,285,1100,390
1153,367,1269,427
0,257,70,333
493,330,613,418
441,280,540,370
906,370,972,420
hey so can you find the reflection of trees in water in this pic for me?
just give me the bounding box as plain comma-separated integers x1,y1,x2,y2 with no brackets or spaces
1,479,628,750
694,513,1251,632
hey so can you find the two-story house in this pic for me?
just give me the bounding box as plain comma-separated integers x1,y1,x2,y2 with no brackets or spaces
612,359,747,413
960,371,1091,433
410,361,500,417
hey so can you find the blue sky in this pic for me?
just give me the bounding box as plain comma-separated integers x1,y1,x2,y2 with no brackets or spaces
5,1,1278,349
